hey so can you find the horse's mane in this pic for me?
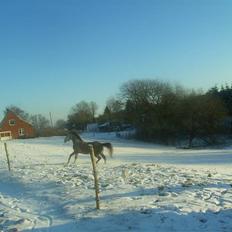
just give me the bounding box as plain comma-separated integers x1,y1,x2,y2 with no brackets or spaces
69,129,84,142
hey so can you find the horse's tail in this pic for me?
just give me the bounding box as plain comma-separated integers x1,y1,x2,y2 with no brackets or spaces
102,143,113,157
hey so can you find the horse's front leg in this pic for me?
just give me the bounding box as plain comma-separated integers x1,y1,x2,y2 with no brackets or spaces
67,151,75,165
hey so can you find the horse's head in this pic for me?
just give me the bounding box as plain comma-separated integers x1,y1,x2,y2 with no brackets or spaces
64,133,72,143
70,129,84,142
64,130,83,143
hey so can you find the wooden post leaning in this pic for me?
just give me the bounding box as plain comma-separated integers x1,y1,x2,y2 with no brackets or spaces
89,144,100,209
4,142,11,172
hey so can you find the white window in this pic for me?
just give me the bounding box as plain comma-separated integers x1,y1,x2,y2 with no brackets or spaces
9,119,16,126
19,128,25,136
0,131,12,140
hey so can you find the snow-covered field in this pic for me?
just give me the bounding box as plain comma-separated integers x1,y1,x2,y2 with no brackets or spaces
1,133,232,232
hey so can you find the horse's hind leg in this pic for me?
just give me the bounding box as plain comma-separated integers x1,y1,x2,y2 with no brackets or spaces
67,152,75,165
100,153,106,163
74,153,79,163
96,155,101,164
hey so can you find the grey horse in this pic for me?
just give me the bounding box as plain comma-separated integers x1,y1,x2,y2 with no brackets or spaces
64,130,113,165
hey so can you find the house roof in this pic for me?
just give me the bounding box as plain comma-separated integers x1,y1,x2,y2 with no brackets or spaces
0,109,33,128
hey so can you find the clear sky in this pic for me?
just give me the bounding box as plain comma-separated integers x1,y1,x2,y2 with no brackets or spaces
0,0,232,121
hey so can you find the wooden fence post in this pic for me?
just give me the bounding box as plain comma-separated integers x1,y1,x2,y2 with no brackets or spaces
89,144,100,209
4,142,11,171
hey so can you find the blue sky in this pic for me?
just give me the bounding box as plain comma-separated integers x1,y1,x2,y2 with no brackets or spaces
0,0,232,121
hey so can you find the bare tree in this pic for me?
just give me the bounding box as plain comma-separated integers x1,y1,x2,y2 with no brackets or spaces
106,97,123,113
89,101,98,121
68,101,98,130
120,79,172,105
30,114,50,132
4,105,30,121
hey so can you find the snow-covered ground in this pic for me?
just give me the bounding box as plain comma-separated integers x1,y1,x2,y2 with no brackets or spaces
0,133,232,232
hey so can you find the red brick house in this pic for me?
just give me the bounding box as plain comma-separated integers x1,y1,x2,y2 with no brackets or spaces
0,110,35,140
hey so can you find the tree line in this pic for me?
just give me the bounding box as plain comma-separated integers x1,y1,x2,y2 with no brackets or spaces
120,80,229,146
4,79,232,146
68,79,232,147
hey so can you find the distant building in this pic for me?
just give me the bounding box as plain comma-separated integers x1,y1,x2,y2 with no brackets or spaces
0,110,35,140
92,122,134,133
86,123,99,132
